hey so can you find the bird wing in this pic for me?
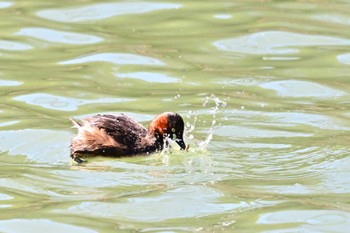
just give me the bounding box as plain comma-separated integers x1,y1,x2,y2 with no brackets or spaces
85,114,148,151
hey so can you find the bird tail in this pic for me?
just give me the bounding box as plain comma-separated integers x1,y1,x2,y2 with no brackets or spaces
70,118,83,128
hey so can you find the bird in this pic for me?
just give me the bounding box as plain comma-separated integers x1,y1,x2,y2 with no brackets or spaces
70,112,186,163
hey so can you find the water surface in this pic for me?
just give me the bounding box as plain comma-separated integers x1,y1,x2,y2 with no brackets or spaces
1,0,350,232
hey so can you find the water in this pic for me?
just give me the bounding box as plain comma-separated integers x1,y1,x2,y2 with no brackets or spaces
1,0,350,232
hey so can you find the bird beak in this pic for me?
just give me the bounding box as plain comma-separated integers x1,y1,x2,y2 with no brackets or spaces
175,137,186,150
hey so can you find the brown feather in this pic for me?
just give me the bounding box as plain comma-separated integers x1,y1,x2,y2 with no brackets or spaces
70,112,185,160
70,119,126,155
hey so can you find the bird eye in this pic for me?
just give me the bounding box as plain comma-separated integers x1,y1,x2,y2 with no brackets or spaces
171,128,176,132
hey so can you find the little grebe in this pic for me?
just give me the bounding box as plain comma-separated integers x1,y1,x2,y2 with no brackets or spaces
70,112,186,163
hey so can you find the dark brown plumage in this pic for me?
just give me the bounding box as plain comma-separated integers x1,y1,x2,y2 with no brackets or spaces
70,112,185,163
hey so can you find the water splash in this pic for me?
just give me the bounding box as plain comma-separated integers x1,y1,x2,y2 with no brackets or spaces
154,94,227,163
185,94,227,151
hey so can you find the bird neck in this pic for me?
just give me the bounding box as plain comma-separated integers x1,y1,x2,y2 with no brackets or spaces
148,113,168,135
147,113,170,150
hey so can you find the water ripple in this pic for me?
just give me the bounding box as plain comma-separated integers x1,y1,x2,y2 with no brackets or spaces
0,219,97,233
337,53,350,65
1,1,349,231
0,80,22,86
214,31,350,55
59,53,165,66
13,93,131,111
257,210,350,232
0,121,20,128
0,129,70,164
115,71,178,83
16,28,103,45
215,125,313,138
0,2,12,9
0,193,12,201
64,186,239,222
36,2,182,23
313,14,350,26
260,80,345,98
0,40,33,51
230,109,350,130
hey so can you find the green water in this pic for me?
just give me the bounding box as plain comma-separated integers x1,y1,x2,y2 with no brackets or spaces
1,0,350,232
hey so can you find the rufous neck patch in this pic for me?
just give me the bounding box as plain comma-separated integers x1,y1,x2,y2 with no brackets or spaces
149,113,168,135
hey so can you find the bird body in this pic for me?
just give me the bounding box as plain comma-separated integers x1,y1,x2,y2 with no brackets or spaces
70,112,185,163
